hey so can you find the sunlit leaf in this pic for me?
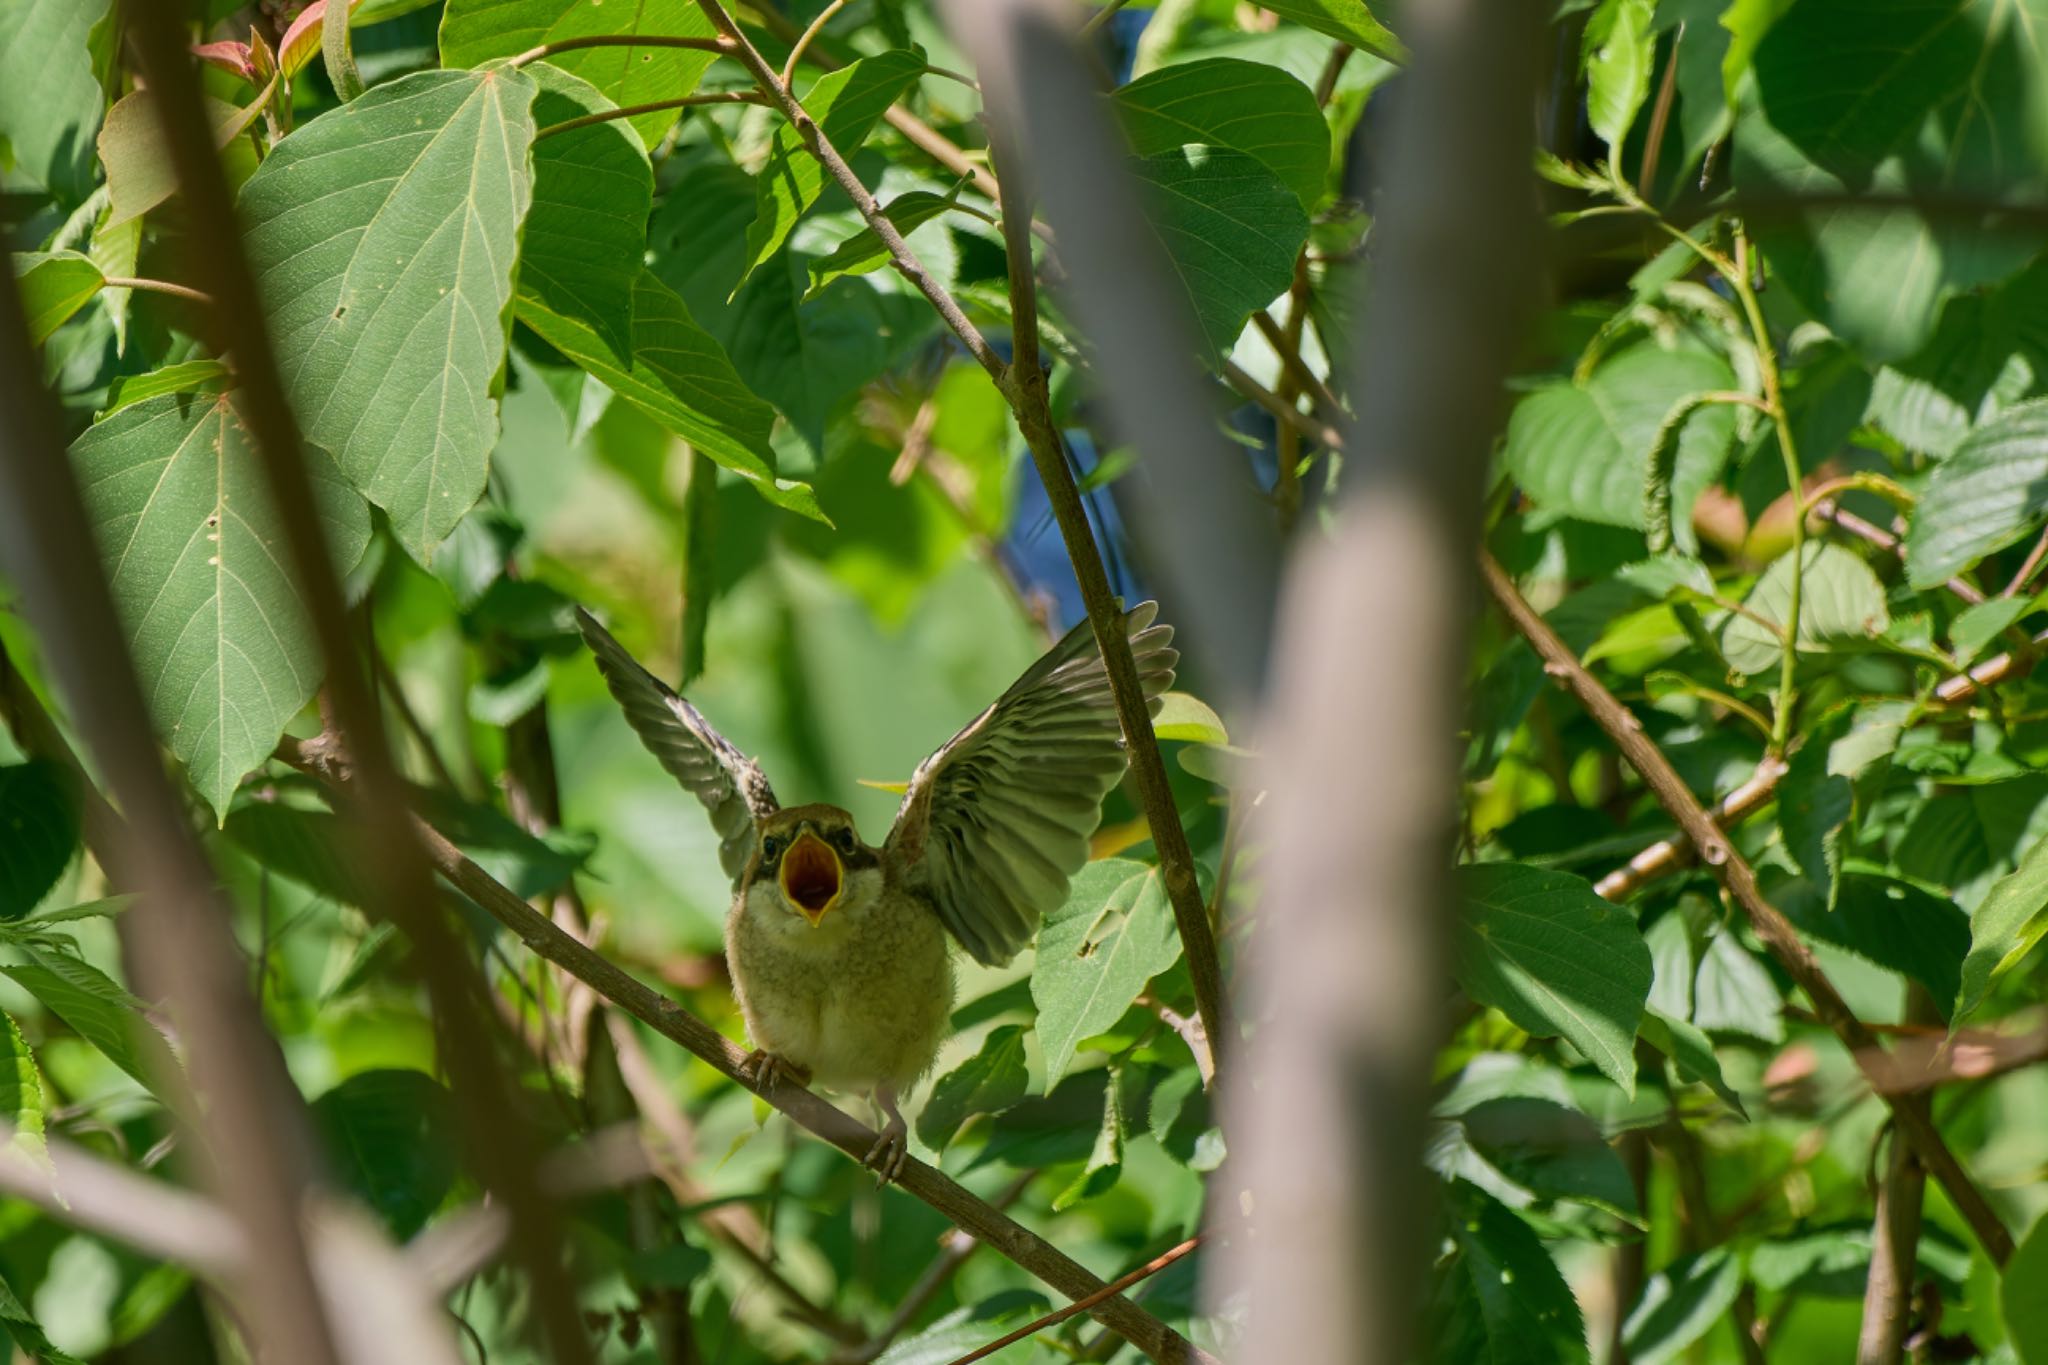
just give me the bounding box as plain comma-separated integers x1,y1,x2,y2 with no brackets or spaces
1113,58,1330,210
1031,859,1184,1088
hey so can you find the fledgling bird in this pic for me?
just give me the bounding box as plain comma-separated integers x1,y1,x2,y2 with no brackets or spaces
575,604,1177,1180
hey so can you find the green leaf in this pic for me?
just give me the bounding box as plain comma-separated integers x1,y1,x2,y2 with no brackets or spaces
438,0,718,146
1779,874,1969,1019
1430,1181,1590,1365
1131,145,1309,363
738,49,926,288
1751,1225,1969,1296
1905,400,2048,590
1720,541,1890,676
1621,1249,1743,1365
1147,1064,1224,1170
1030,859,1185,1088
71,394,372,819
1455,864,1652,1095
98,90,262,231
311,1069,457,1239
0,1013,49,1176
89,207,141,356
1051,1066,1128,1210
99,360,233,419
239,68,539,562
521,64,651,366
1451,1096,1644,1224
916,1024,1028,1151
1779,704,1854,907
1638,1007,1747,1118
1151,692,1229,746
1951,595,2041,666
0,0,109,202
1956,831,2048,1019
1504,344,1738,552
1732,0,2048,361
1256,0,1405,64
1112,58,1331,210
802,189,960,301
0,1263,84,1365
1867,260,2048,458
2008,1211,2048,1365
0,763,78,920
968,1070,1112,1172
517,270,825,523
1582,0,1656,152
1693,930,1784,1042
14,252,103,345
1,951,170,1091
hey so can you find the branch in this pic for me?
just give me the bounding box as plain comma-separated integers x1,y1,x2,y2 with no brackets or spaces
1481,551,2016,1266
1222,358,1348,452
119,7,596,1359
941,1237,1200,1365
1859,990,1938,1365
275,738,1215,1365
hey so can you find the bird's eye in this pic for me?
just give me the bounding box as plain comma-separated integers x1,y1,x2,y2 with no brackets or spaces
832,827,857,853
760,835,782,861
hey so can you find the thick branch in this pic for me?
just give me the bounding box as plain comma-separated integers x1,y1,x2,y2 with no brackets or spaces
275,740,1212,1365
1481,551,2015,1265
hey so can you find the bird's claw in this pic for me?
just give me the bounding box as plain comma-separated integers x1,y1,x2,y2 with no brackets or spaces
862,1116,909,1186
742,1050,811,1092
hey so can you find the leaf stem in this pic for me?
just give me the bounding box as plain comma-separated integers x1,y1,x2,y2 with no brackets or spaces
1078,0,1136,39
780,0,845,87
505,34,736,69
532,91,767,140
321,0,364,101
99,275,213,306
940,1237,1201,1365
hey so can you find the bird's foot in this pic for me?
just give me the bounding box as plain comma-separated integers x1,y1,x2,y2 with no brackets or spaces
742,1050,811,1092
862,1114,910,1186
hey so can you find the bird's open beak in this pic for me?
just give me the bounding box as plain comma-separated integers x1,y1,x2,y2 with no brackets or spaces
779,831,843,926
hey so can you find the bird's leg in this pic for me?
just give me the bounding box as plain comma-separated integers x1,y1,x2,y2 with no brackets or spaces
741,1049,811,1092
862,1085,910,1185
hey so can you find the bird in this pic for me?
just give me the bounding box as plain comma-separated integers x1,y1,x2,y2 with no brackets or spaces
574,602,1177,1181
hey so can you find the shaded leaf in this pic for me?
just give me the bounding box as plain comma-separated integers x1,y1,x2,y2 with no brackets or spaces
1693,931,1784,1042
1621,1249,1743,1365
2009,1211,2048,1365
1113,58,1330,209
803,189,960,301
1638,1007,1747,1118
1455,864,1652,1094
14,252,102,345
916,1024,1028,1151
0,763,78,921
0,0,108,201
2,951,170,1091
1430,1181,1590,1365
1452,1096,1644,1223
311,1069,457,1239
1957,830,2048,1019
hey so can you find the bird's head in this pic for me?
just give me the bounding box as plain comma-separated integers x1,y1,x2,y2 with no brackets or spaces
748,804,883,930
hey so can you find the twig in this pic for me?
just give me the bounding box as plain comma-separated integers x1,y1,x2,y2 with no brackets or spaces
1313,42,1354,106
365,624,462,795
939,1237,1200,1365
533,92,766,140
1635,22,1680,195
1222,358,1347,452
1813,499,1987,606
1250,308,1344,417
781,0,846,86
506,33,734,68
1858,990,1938,1365
1077,0,1135,39
119,7,596,1360
1482,551,2015,1266
275,738,1214,1365
2005,523,2048,597
1591,756,1785,900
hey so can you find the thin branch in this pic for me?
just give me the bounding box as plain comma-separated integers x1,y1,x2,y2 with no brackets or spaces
1482,551,2015,1266
2006,522,2048,598
1077,0,1135,39
1222,357,1348,451
995,155,1232,1071
507,33,735,67
275,737,1214,1365
99,275,213,306
1635,22,1681,195
1250,308,1344,417
940,1237,1200,1365
533,91,766,140
119,7,596,1360
1592,756,1785,900
1858,989,1939,1365
782,0,846,86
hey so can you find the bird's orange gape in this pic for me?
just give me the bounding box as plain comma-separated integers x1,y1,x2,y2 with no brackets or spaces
780,832,843,924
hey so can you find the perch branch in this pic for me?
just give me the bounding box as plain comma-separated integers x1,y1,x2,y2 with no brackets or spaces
1482,551,2015,1266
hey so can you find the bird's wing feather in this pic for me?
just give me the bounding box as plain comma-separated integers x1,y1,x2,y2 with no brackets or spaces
575,608,777,887
887,603,1176,965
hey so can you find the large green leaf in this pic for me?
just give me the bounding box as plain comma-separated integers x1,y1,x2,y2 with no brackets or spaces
70,394,371,819
517,270,825,522
1779,873,1970,1013
1904,399,2048,589
1956,831,2048,1019
1112,58,1331,210
438,0,718,146
0,0,108,202
1435,1095,1643,1224
521,63,650,363
1429,1181,1590,1365
311,1069,457,1239
2,950,169,1091
738,49,925,288
1503,344,1738,552
1455,863,1652,1095
1867,259,2048,458
1132,145,1309,363
1257,0,1405,63
1030,859,1185,1088
0,763,78,920
14,252,103,345
1732,0,2048,361
917,1024,1028,1151
1621,1249,1743,1365
239,69,538,562
1720,541,1889,676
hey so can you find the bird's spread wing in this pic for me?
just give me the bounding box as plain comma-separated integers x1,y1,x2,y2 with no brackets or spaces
886,603,1177,965
575,608,777,886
